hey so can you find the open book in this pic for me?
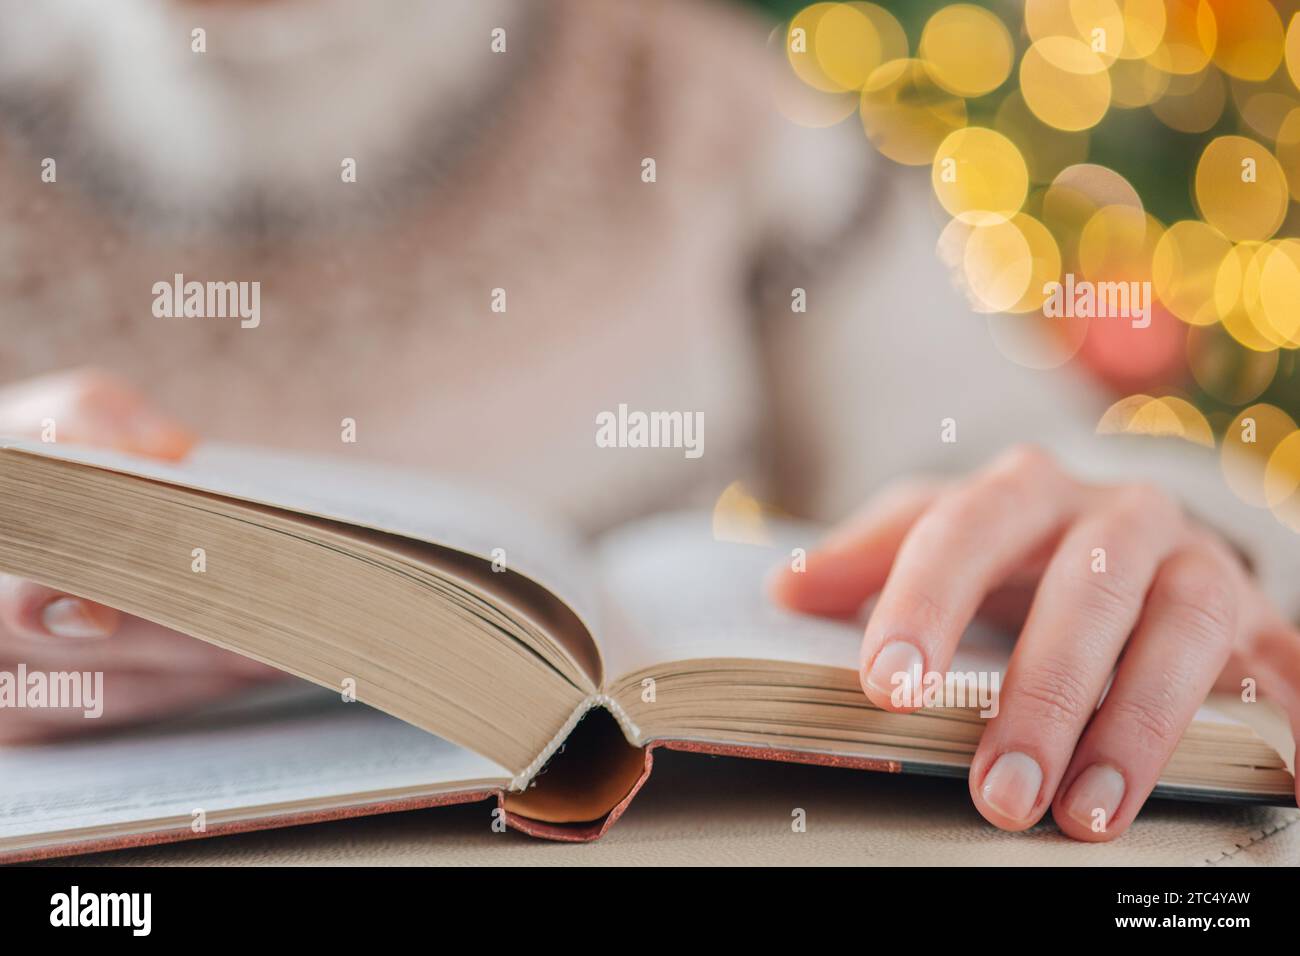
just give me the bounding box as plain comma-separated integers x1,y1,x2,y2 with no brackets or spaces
0,440,1294,861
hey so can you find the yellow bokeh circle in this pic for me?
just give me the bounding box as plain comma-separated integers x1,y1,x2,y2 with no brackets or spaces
861,58,968,166
1222,404,1297,508
1155,0,1217,75
1078,205,1163,282
1020,37,1113,131
963,217,1035,313
1207,0,1283,82
1152,219,1232,325
1265,431,1300,530
1193,136,1288,242
920,4,1015,97
931,127,1029,224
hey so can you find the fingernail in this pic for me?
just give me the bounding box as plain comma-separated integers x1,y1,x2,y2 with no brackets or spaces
865,641,923,700
41,597,114,639
981,751,1043,822
1064,764,1126,830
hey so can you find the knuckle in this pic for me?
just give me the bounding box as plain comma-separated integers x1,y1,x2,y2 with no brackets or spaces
1109,482,1181,527
1008,661,1093,734
1109,690,1181,749
927,483,987,529
924,446,1062,536
1075,565,1143,625
992,443,1057,481
1153,552,1237,648
880,584,953,636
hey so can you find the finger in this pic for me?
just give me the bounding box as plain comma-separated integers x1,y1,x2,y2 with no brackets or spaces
859,446,1080,710
1222,613,1300,808
0,367,194,461
769,480,943,618
1051,546,1239,841
968,484,1185,831
0,575,119,642
0,669,277,744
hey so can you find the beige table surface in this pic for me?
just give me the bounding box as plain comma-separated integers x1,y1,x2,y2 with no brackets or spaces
50,749,1300,867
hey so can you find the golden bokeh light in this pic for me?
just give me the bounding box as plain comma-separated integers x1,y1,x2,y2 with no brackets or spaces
786,3,845,93
1005,213,1064,314
814,2,884,91
1118,0,1168,59
852,2,910,64
1287,12,1300,90
1222,403,1297,507
963,217,1035,313
1078,205,1164,282
1264,431,1300,530
938,212,1062,316
1156,0,1217,75
1152,219,1232,324
1100,395,1216,446
775,0,1300,532
1042,163,1143,269
919,4,1014,97
1275,107,1300,200
1214,242,1282,351
1194,135,1288,242
712,481,774,545
784,3,908,95
1097,395,1213,446
1021,37,1113,131
931,127,1029,224
1097,393,1153,432
768,25,860,128
860,58,967,166
1025,0,1126,65
1255,239,1300,348
1205,0,1283,82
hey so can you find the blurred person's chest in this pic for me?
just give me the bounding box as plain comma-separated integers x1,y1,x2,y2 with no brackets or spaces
0,118,763,534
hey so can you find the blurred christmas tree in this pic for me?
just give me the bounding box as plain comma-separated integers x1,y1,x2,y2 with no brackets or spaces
748,0,1300,530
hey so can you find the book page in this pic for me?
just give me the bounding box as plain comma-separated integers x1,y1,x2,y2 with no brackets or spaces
594,511,1265,742
0,684,509,848
596,510,1012,681
0,438,602,633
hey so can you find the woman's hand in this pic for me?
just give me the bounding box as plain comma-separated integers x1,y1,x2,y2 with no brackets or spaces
770,444,1300,842
0,368,286,743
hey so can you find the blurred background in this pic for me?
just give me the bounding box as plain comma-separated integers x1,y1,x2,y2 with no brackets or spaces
3,0,1300,549
748,0,1300,536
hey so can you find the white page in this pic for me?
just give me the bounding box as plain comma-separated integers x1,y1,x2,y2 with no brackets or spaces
595,511,1253,737
0,684,508,846
598,510,1016,681
0,438,601,633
